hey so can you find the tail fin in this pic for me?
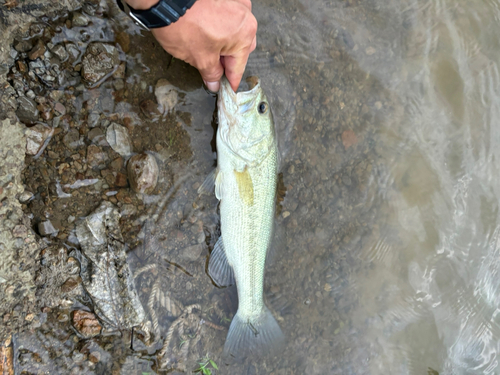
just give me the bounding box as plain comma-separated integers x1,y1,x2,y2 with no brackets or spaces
223,306,285,358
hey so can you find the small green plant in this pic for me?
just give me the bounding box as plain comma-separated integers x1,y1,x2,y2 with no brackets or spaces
194,355,218,375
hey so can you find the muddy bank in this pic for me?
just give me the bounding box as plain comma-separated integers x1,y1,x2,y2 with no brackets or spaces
0,0,83,346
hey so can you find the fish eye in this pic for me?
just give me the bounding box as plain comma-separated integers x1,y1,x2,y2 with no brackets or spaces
258,102,268,114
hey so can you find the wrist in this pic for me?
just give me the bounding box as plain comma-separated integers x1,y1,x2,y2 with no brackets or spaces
124,0,159,10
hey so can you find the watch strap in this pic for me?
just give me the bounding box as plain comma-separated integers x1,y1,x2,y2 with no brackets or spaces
118,0,197,29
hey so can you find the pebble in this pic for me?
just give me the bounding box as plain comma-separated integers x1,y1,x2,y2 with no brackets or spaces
14,39,33,53
86,145,109,169
28,39,46,60
16,96,39,125
87,112,100,128
87,127,105,144
61,277,81,293
50,44,69,62
115,172,128,187
72,12,90,27
106,123,132,157
54,102,66,115
342,129,358,149
140,99,160,119
127,153,159,194
25,124,52,155
72,310,102,338
155,79,178,114
19,190,34,203
38,220,57,236
63,129,81,149
180,244,203,261
81,42,120,85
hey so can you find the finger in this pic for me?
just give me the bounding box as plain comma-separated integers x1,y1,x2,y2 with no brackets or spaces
238,0,252,10
223,51,250,92
249,35,257,53
198,57,224,92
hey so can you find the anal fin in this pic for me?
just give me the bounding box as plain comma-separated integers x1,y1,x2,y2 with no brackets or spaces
208,236,235,287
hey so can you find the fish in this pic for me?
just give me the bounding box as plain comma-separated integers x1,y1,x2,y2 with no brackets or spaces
200,76,285,357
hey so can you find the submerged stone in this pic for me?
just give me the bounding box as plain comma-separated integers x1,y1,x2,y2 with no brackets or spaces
106,123,132,157
25,124,52,155
16,96,39,125
155,79,178,115
72,310,102,338
127,153,159,194
81,42,119,85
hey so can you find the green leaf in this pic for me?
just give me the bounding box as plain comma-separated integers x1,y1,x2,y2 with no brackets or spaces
206,369,212,375
210,360,218,370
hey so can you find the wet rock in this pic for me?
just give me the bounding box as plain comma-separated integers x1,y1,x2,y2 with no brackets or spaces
342,129,358,149
63,128,81,149
127,153,159,194
115,31,130,53
113,62,126,79
25,124,52,155
115,172,128,187
18,190,34,203
155,79,178,114
28,39,46,60
16,96,39,125
140,99,161,119
38,220,57,236
81,42,120,85
76,202,146,328
72,310,102,338
61,276,82,293
87,145,109,168
14,39,33,53
54,102,66,115
50,44,68,62
180,244,203,261
66,43,80,61
87,127,106,145
106,123,132,157
110,157,124,171
72,12,89,27
88,112,100,128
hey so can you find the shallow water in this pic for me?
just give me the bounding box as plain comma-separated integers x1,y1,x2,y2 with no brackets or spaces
11,0,500,373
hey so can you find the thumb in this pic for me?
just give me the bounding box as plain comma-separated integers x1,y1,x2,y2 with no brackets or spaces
198,58,224,93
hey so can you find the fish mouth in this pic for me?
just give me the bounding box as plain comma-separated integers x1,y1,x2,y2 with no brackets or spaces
220,76,261,106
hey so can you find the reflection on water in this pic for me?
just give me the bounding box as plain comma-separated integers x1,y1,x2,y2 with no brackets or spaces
13,0,500,373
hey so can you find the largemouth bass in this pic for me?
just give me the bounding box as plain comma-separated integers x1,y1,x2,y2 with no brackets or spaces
201,76,284,357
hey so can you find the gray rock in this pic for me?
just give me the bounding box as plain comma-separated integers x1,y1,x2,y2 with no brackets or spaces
127,153,159,194
180,244,203,261
72,12,90,27
16,96,39,125
88,112,100,128
14,40,33,53
19,190,34,203
38,220,57,236
50,44,69,62
63,129,82,149
76,201,146,329
66,43,80,61
81,43,119,85
106,123,132,157
25,123,52,155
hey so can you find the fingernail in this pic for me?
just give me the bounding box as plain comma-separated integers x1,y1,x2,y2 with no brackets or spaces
204,81,220,93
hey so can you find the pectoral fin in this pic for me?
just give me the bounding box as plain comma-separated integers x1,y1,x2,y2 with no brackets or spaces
208,236,235,287
198,168,218,195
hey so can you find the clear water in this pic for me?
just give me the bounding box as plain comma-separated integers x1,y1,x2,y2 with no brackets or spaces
14,0,500,373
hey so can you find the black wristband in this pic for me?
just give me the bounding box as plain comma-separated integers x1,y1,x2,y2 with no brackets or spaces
117,0,196,29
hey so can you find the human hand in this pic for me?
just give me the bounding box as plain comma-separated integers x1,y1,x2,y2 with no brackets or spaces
127,0,257,92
